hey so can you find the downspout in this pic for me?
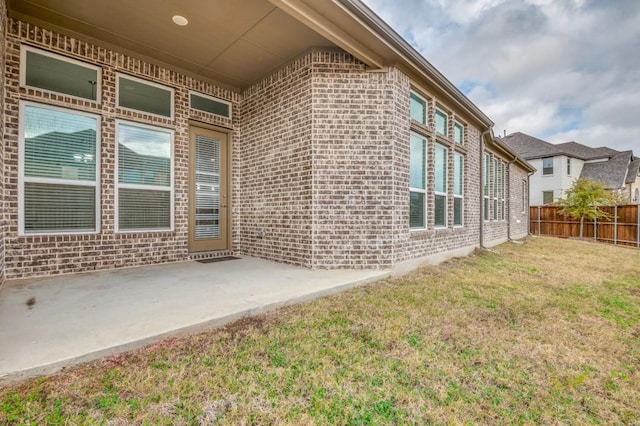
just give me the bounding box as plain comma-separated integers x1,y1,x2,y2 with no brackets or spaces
479,129,492,249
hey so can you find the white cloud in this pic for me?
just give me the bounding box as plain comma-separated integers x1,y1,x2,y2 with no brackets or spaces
363,0,640,154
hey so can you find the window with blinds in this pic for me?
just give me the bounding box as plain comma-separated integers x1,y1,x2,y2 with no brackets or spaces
434,144,448,227
116,122,173,231
454,153,464,226
20,102,99,234
409,133,426,229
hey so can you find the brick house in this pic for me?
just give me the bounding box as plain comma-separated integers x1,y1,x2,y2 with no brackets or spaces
0,0,533,284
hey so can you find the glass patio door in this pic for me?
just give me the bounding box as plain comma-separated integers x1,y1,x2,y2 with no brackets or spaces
188,126,228,252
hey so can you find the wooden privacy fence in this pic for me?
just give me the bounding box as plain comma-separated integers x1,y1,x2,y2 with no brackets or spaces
530,205,640,248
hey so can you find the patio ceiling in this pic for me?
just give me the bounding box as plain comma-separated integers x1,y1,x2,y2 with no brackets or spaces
8,0,336,91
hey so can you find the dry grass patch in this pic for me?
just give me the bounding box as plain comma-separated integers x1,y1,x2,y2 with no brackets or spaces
1,237,639,424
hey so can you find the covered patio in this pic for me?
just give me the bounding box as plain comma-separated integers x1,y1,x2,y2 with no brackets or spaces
0,257,389,385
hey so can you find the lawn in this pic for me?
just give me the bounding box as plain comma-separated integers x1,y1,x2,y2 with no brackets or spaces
1,237,639,425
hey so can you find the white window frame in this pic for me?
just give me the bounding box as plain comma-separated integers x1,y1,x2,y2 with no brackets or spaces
116,73,175,119
434,143,448,228
18,101,101,236
501,162,506,221
20,45,102,103
483,153,490,221
409,90,428,126
567,158,571,176
115,120,174,233
493,158,499,220
453,152,464,227
542,157,554,176
435,108,448,136
454,121,464,145
409,132,427,230
189,91,232,120
543,191,554,205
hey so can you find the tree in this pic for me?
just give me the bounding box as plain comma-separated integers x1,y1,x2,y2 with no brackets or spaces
556,178,617,239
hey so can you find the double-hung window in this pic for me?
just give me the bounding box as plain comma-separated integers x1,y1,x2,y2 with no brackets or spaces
434,144,448,227
409,133,427,229
542,157,554,175
116,122,173,231
20,102,100,234
454,153,464,226
410,92,427,125
483,153,490,221
567,158,571,176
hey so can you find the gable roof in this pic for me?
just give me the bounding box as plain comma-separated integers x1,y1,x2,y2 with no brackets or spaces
580,150,633,189
501,131,619,161
626,157,640,184
554,142,617,160
500,132,562,159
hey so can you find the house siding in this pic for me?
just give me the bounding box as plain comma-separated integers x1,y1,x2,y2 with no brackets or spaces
3,20,239,279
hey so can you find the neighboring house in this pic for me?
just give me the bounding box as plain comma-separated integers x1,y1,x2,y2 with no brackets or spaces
0,0,533,284
502,132,640,205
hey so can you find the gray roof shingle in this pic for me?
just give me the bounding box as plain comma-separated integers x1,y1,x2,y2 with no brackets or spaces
580,151,633,189
626,157,640,184
500,132,562,159
501,132,618,161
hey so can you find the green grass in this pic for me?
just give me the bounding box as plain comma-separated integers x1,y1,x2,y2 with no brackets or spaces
1,237,640,424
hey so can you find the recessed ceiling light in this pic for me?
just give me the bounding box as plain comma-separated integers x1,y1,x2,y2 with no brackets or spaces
172,15,188,26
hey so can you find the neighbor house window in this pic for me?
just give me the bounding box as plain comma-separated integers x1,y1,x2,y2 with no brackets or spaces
501,162,506,220
21,45,100,101
542,157,554,175
543,191,554,204
410,91,427,125
117,74,174,118
454,153,464,226
116,122,173,231
454,121,464,144
483,153,490,221
434,144,447,227
493,158,499,220
435,108,447,136
635,188,639,203
409,133,426,229
567,158,571,175
19,102,99,234
189,91,231,119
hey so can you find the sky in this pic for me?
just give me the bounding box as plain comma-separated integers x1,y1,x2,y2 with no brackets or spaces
362,0,640,153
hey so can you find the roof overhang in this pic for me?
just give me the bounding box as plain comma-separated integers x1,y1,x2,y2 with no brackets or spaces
487,137,536,173
8,0,493,127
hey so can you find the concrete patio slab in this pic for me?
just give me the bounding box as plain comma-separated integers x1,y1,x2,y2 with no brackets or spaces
0,256,389,385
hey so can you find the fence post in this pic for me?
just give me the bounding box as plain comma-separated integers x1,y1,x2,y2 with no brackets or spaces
594,217,597,242
538,206,541,236
614,205,618,245
637,205,639,248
